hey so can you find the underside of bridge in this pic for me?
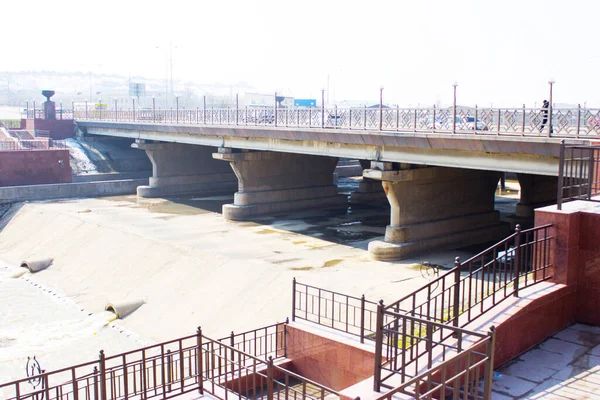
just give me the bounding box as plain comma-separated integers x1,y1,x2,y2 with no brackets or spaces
133,141,237,198
364,163,510,260
213,149,347,220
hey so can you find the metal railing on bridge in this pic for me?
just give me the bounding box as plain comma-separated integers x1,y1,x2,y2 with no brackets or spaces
72,105,600,138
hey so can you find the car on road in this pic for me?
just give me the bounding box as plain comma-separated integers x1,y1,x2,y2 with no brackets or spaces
426,116,488,131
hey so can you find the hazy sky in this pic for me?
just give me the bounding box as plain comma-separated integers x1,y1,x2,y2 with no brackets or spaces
3,0,599,107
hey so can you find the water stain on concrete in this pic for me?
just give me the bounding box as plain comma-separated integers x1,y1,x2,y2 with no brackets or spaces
323,259,343,268
290,266,314,271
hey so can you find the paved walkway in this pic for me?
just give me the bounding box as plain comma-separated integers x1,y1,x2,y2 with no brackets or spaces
492,323,600,399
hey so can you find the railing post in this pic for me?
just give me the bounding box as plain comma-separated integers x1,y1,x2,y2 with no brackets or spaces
60,101,63,120
379,86,383,130
203,96,207,124
274,91,278,127
153,97,156,123
432,105,436,130
93,366,99,400
98,350,107,400
266,356,274,400
557,140,566,210
453,257,461,328
85,100,88,119
321,90,325,128
483,326,496,400
373,300,385,392
291,277,297,322
197,327,203,394
360,294,366,344
132,98,136,122
176,96,179,123
33,101,36,119
99,99,102,120
497,109,501,134
513,224,522,297
334,104,338,128
521,104,526,134
576,104,581,138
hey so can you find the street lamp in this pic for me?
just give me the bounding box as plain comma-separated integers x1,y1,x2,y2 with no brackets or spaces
548,79,555,135
452,81,458,133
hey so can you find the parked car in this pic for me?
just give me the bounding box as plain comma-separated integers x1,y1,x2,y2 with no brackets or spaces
426,116,487,131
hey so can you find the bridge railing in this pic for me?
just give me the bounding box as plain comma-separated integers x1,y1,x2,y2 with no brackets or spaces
72,106,600,138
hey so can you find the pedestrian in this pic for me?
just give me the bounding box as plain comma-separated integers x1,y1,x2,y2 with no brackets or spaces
539,100,552,133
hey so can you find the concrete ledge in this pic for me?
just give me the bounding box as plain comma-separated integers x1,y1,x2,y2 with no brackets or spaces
234,185,339,205
368,222,509,260
137,180,237,198
223,194,348,220
72,171,151,183
0,179,148,204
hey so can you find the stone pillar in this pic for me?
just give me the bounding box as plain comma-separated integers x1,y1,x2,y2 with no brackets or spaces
349,160,387,205
133,142,237,198
366,165,509,260
213,150,347,220
516,174,558,218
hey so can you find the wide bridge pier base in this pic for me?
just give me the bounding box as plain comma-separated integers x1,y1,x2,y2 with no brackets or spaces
213,150,347,220
366,165,509,260
133,142,237,198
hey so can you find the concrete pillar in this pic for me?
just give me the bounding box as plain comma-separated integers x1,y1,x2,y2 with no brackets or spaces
213,150,347,220
516,173,558,218
349,160,387,205
366,166,509,260
133,142,237,198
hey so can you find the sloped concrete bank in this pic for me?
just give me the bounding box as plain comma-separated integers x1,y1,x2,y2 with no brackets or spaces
0,178,148,204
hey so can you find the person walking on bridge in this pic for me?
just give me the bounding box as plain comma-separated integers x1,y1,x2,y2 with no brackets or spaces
539,100,552,133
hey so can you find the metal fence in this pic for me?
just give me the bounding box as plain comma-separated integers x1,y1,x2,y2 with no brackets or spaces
71,106,600,138
0,140,68,151
292,279,379,343
557,141,600,209
217,322,287,361
373,311,495,398
24,109,73,120
374,327,495,400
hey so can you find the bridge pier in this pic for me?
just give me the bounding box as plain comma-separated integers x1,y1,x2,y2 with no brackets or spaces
516,173,558,218
133,142,237,198
349,160,388,205
213,150,347,220
366,164,509,260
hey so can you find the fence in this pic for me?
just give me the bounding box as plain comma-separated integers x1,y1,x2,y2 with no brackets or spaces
374,328,495,400
0,323,345,400
0,140,68,151
217,322,287,361
292,279,379,343
71,105,600,138
373,224,553,391
25,109,74,120
557,141,600,209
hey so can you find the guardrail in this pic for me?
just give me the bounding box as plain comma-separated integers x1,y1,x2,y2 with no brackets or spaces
217,322,287,361
71,106,600,138
0,140,68,151
375,328,495,400
292,278,379,343
0,322,346,400
557,141,600,209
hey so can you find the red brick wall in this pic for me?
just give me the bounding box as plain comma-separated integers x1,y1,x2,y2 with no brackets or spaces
25,119,74,139
575,211,600,325
0,150,72,186
285,325,375,391
535,205,600,326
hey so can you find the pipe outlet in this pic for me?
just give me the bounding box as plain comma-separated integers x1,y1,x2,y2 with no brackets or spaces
20,258,54,273
105,299,145,319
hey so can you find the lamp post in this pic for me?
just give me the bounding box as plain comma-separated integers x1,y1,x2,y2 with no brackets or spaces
452,82,458,133
379,86,384,130
548,79,555,136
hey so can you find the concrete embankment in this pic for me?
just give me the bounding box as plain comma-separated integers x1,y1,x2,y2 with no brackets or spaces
0,178,148,204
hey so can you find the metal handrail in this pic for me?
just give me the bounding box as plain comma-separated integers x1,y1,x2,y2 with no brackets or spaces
292,278,379,343
373,223,553,392
557,141,600,209
72,105,600,138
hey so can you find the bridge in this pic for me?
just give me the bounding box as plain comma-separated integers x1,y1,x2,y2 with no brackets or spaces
74,105,600,260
